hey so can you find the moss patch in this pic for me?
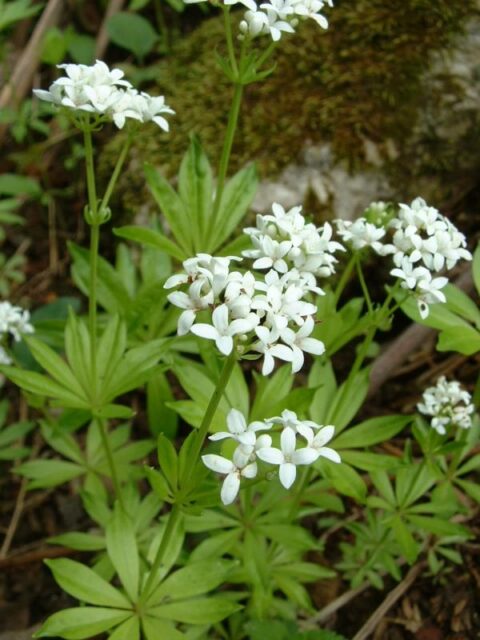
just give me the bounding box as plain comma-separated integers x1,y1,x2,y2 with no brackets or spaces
101,0,476,213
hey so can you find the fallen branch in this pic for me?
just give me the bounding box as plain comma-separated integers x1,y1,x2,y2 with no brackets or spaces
351,561,425,640
368,267,474,397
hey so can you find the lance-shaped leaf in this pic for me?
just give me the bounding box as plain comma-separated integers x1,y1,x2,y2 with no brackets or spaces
147,559,235,606
148,597,242,625
0,366,89,408
34,607,132,639
106,504,139,602
23,336,86,400
210,163,257,251
144,163,192,254
114,226,185,262
45,558,131,608
178,135,213,250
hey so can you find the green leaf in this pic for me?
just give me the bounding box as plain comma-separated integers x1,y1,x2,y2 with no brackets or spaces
334,415,411,449
256,524,317,551
48,532,105,551
157,433,178,490
104,339,165,400
108,616,140,640
149,597,241,624
142,617,185,640
34,607,131,639
41,27,67,65
69,242,132,316
144,163,192,254
148,560,234,605
96,315,127,395
0,420,34,447
398,293,470,331
147,371,178,438
211,164,258,250
319,460,366,501
178,136,213,250
1,366,89,408
326,368,370,431
443,283,480,328
114,226,185,262
16,459,84,489
145,467,171,501
308,359,337,424
23,336,86,399
64,310,91,396
473,243,480,295
106,505,139,602
407,515,468,538
437,326,480,355
390,516,418,563
67,33,95,64
107,12,157,60
45,559,131,608
251,365,293,421
0,173,40,196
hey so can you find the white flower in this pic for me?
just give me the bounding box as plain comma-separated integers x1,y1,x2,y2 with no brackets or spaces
167,280,214,335
254,325,294,375
280,315,325,372
391,258,448,319
305,424,341,462
185,0,257,7
256,426,318,488
191,304,259,355
418,376,475,434
33,61,174,131
335,217,391,255
209,408,269,446
0,302,34,342
202,447,258,505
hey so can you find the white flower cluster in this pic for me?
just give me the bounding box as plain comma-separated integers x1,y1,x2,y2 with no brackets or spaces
335,217,392,256
184,0,333,42
388,198,471,319
417,376,475,435
164,250,325,375
243,202,344,280
33,60,174,131
335,198,471,319
0,302,34,365
203,408,340,503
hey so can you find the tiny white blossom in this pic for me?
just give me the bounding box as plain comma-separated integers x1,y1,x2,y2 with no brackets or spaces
256,426,318,488
209,408,269,446
0,302,34,342
191,304,259,355
418,376,475,434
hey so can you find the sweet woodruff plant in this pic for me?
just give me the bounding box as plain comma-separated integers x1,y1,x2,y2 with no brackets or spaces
2,1,477,639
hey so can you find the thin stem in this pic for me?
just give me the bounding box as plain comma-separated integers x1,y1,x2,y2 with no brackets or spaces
83,128,98,218
223,7,238,76
182,350,237,487
355,255,373,315
142,503,181,602
256,40,277,69
88,222,100,387
98,418,125,510
142,351,237,602
334,254,356,304
210,82,244,237
99,134,134,215
288,466,313,520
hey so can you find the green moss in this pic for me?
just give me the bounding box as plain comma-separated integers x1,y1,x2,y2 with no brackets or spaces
101,0,476,213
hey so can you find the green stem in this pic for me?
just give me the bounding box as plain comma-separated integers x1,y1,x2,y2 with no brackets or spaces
210,82,244,236
182,350,237,486
83,128,98,219
142,503,181,603
142,351,237,602
288,466,313,520
99,134,134,215
223,7,238,76
355,255,373,315
88,222,100,387
98,418,125,509
334,253,356,304
256,41,277,70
